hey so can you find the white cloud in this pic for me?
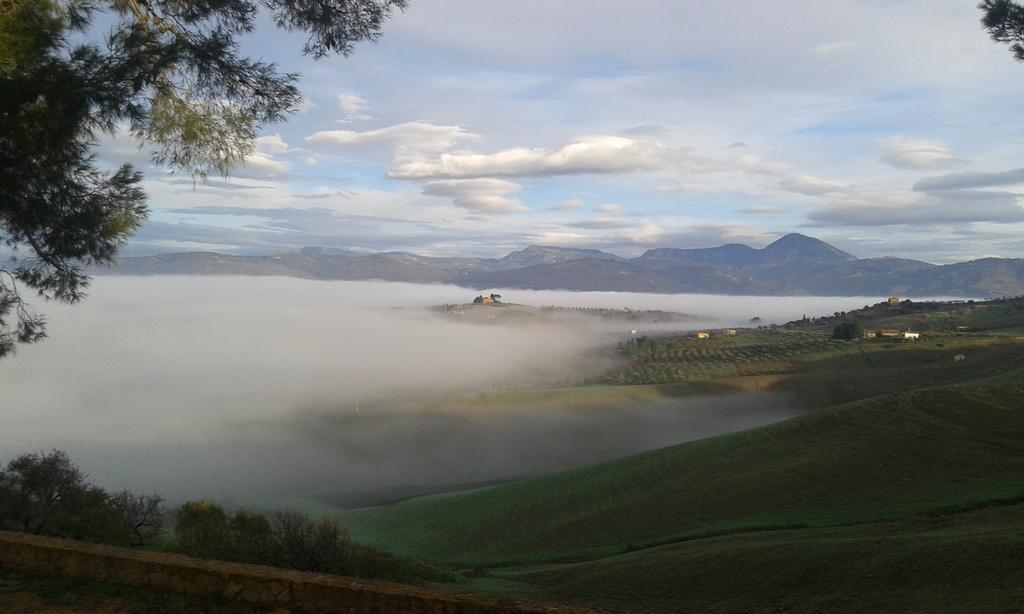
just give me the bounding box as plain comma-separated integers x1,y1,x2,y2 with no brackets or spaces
255,134,289,155
657,184,715,194
306,121,478,156
739,207,785,216
388,136,693,179
594,203,622,214
526,232,590,247
811,41,859,57
731,154,789,176
878,136,962,170
778,175,849,196
808,190,1024,226
233,152,289,179
304,157,319,167
421,178,529,215
565,219,635,230
914,167,1024,191
337,93,371,122
550,198,586,211
627,222,666,244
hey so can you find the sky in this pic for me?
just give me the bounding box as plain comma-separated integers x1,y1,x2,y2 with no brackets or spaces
99,0,1024,263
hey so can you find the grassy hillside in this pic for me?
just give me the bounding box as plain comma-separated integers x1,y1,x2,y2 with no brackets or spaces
341,300,1024,611
346,383,1024,567
497,504,1024,613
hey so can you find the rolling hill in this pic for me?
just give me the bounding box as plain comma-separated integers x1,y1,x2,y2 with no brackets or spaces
102,233,1024,297
342,382,1024,611
343,384,1024,567
335,301,1024,612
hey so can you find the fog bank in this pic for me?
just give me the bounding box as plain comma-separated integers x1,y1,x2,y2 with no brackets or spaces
0,277,879,508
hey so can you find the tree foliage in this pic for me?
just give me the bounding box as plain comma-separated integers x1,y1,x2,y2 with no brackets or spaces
0,449,164,546
0,0,406,358
173,500,452,583
832,320,864,341
981,0,1024,60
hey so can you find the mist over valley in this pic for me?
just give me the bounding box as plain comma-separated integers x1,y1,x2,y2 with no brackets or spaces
0,276,884,508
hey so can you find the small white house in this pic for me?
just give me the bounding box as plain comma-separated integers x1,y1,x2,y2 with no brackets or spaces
903,331,920,340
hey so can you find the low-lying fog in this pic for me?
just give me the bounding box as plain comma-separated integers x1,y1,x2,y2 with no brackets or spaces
0,277,885,509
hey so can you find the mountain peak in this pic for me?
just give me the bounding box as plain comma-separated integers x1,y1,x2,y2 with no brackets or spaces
768,233,824,247
763,233,856,264
500,245,623,269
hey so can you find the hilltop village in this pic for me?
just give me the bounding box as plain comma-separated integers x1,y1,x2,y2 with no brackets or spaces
432,294,697,326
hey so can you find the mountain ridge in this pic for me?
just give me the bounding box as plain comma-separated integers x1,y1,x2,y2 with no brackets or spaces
100,234,1024,297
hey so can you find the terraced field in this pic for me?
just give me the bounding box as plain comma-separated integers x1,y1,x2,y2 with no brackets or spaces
590,326,1024,392
589,330,853,383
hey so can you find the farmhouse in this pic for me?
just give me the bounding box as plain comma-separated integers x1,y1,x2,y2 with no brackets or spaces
863,329,878,338
696,332,711,340
879,328,901,338
903,331,920,340
472,293,502,305
723,329,738,336
888,297,901,307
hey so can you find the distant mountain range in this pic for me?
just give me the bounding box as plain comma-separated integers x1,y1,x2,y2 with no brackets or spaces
101,234,1024,297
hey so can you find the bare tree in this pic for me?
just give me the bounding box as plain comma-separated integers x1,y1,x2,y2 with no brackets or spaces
109,491,165,546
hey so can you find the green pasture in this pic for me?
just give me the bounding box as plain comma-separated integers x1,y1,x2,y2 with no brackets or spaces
346,383,1024,567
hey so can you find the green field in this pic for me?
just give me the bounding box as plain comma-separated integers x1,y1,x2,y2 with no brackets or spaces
343,382,1024,611
498,504,1024,613
337,298,1024,612
346,384,1024,565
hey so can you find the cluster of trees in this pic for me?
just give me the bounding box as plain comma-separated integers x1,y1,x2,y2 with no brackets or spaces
0,450,450,584
0,450,163,547
174,501,451,584
832,320,865,341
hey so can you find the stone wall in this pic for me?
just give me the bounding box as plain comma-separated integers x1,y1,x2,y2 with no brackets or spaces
0,530,593,613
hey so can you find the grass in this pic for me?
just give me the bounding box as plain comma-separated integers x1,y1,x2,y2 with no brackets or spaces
0,570,267,613
335,305,1024,611
488,504,1024,613
345,383,1024,567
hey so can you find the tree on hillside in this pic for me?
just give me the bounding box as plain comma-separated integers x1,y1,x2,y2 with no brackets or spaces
832,320,864,341
0,0,407,358
981,0,1024,60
